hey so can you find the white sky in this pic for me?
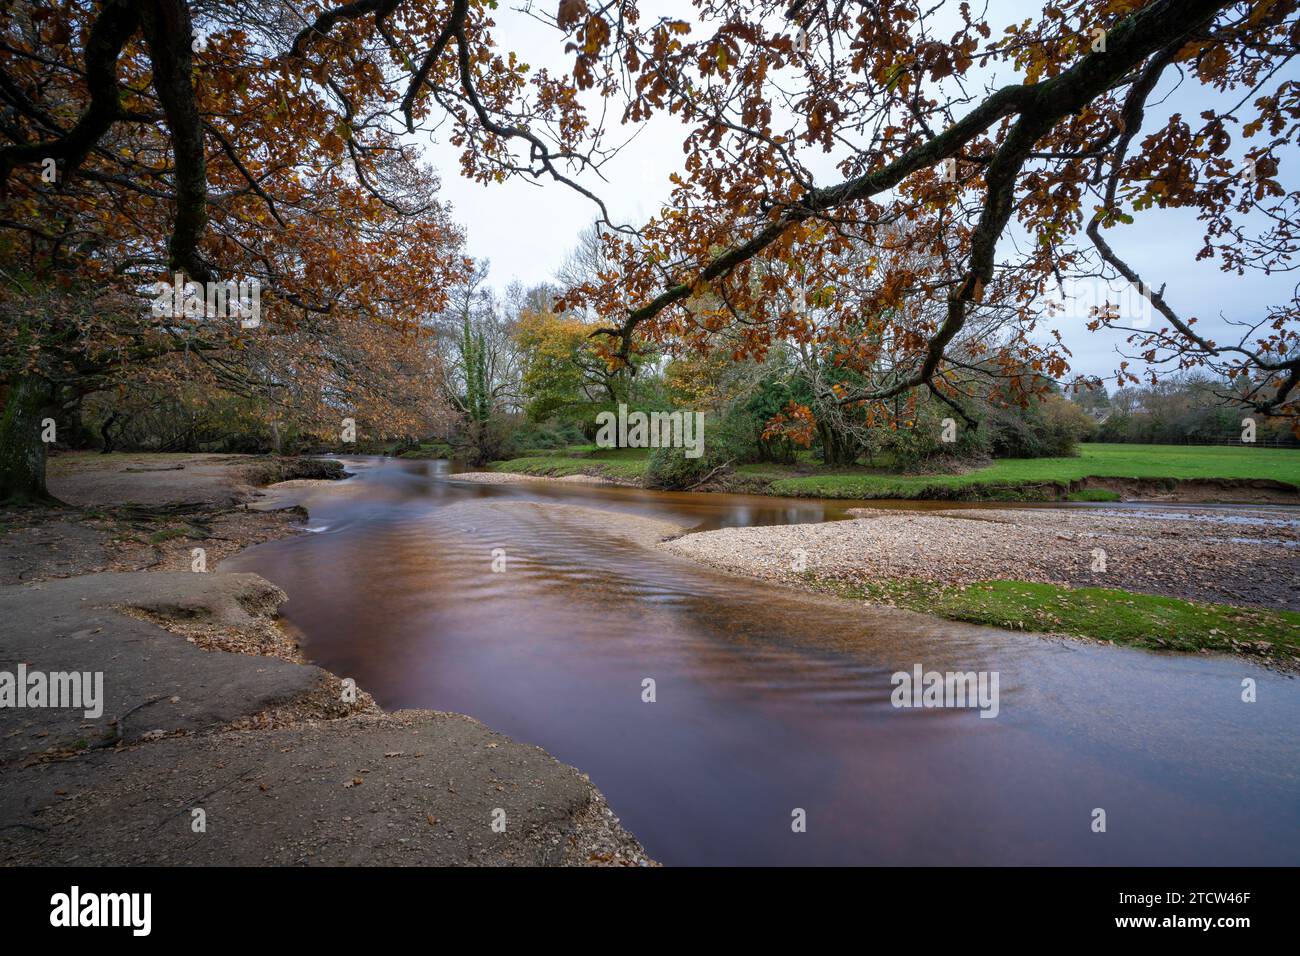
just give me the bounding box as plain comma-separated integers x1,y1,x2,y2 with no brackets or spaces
417,1,1298,385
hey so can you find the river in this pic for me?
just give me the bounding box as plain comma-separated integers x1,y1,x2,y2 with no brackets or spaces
223,457,1300,865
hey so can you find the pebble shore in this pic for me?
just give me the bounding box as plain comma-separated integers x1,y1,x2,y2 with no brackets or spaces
658,506,1300,611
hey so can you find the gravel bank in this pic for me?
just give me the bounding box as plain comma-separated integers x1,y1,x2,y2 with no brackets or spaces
659,506,1300,612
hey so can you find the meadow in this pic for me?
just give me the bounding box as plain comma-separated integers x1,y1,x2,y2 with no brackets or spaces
491,442,1300,500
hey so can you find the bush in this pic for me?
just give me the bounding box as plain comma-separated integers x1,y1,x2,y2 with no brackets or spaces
882,403,987,471
1040,393,1098,451
508,418,585,453
983,406,1046,458
643,410,748,489
471,414,525,463
644,444,727,489
982,393,1096,459
713,403,773,464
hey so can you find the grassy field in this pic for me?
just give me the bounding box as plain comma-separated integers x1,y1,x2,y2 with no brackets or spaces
490,446,651,482
813,577,1300,659
751,443,1300,499
490,442,1299,500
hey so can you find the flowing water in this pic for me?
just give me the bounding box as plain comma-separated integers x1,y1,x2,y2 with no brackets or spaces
224,457,1300,866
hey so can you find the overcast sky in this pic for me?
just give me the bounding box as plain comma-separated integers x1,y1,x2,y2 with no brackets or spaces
416,1,1298,385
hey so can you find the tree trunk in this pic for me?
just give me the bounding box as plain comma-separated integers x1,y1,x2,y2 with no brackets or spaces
0,373,58,503
100,410,120,453
818,421,859,466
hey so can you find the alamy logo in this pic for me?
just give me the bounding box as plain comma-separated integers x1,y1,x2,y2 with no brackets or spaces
1046,278,1153,329
594,403,705,458
0,664,103,718
152,273,261,328
891,665,999,718
50,886,151,936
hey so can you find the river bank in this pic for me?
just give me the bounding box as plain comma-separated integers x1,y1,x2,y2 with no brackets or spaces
657,505,1300,666
0,453,652,866
486,442,1300,505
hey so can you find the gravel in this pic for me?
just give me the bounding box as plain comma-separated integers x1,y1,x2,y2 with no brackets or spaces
659,506,1300,611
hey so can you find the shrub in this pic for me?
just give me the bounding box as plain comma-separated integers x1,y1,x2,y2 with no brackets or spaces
883,403,988,471
713,404,771,464
644,444,727,489
982,393,1096,459
1040,393,1098,452
508,418,585,452
643,411,748,489
983,406,1047,458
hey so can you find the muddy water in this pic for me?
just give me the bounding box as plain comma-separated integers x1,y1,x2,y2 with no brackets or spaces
225,458,1300,865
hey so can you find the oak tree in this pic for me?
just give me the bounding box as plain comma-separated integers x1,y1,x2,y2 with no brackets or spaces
3,0,1296,501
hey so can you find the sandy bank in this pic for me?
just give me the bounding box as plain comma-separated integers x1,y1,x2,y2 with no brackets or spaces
434,498,685,549
47,451,346,508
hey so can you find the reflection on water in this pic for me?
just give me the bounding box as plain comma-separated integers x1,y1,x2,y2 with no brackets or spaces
226,458,1300,865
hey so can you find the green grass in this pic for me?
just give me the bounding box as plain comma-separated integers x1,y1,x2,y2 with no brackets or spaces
488,442,1300,500
815,576,1300,658
764,443,1300,500
490,447,650,481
